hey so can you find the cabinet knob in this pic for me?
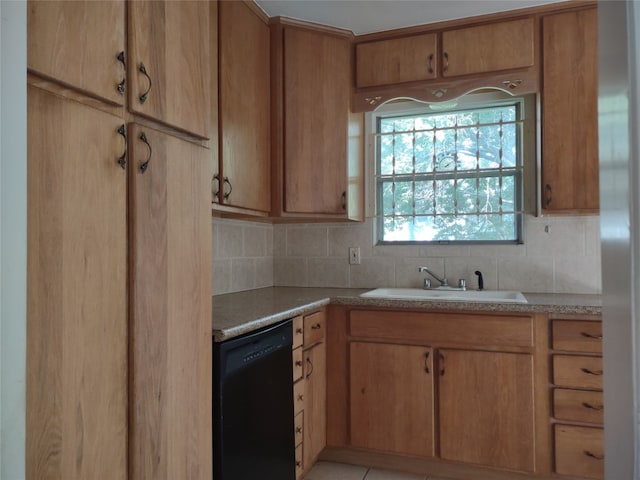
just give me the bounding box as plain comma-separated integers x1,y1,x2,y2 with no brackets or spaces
295,426,303,434
295,360,303,367
311,323,322,330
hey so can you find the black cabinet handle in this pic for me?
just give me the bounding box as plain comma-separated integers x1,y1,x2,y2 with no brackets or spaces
139,132,152,173
581,331,603,340
584,450,604,460
545,184,553,206
138,62,152,104
582,402,604,411
305,357,314,379
424,351,430,374
581,367,603,376
116,51,126,95
443,52,449,72
223,177,232,200
117,124,127,169
428,53,434,74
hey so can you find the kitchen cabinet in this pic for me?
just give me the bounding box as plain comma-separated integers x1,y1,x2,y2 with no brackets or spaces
441,18,535,77
352,17,538,110
128,123,212,480
26,85,128,479
27,0,126,105
356,33,438,88
438,349,535,472
349,342,435,457
550,316,603,479
271,22,364,220
128,0,211,139
541,7,598,213
328,307,543,475
291,309,327,477
215,0,270,214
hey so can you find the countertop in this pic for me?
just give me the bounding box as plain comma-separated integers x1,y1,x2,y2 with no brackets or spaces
212,287,602,342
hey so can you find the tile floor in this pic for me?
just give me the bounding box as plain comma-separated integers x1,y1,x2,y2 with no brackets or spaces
303,461,453,480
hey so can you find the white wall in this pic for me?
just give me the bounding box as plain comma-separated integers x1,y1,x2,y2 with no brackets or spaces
0,1,27,479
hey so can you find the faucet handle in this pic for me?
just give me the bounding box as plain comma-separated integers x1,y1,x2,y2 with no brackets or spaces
458,279,466,290
423,278,431,289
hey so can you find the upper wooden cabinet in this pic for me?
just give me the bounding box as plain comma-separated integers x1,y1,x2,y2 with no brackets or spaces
356,33,438,88
353,16,538,109
541,7,598,214
28,0,126,105
441,18,535,77
128,1,211,139
271,23,364,220
215,1,271,215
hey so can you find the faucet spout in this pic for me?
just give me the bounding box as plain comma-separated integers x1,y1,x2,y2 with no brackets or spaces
417,266,449,287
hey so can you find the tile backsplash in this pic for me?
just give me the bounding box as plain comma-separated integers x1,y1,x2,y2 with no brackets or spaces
213,215,601,295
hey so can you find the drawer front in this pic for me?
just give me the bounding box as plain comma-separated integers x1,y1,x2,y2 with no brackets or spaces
350,310,533,347
303,310,325,346
293,347,303,382
295,443,304,479
553,355,603,389
554,388,604,424
552,320,602,353
293,379,304,416
294,411,304,447
555,425,604,479
293,316,304,349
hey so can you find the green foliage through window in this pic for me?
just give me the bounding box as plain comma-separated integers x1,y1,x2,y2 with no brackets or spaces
376,103,524,243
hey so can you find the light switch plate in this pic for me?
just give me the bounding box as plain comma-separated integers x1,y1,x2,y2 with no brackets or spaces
349,247,361,265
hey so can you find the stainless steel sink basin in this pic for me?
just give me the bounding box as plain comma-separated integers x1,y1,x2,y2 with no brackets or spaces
360,288,528,304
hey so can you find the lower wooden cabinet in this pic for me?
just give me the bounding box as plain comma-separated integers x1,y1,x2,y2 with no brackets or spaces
128,123,212,480
554,425,604,479
438,349,535,472
349,342,434,457
27,84,128,480
292,309,327,478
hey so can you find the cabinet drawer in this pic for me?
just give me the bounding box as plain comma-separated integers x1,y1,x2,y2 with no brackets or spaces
294,411,304,447
293,316,304,349
553,355,603,389
554,425,604,479
295,443,304,479
553,389,604,424
350,310,533,347
293,347,303,382
293,379,304,416
552,320,602,353
303,310,325,346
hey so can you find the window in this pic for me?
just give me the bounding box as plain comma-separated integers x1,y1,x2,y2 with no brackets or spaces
375,98,525,244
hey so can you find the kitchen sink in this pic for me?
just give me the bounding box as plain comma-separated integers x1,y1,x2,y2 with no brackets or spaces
360,288,528,304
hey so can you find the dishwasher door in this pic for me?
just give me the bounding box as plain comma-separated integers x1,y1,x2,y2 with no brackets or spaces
213,319,295,480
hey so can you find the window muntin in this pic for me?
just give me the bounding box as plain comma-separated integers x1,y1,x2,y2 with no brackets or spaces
375,102,524,244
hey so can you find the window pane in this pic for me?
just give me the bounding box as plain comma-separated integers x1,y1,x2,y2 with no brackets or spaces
376,101,523,244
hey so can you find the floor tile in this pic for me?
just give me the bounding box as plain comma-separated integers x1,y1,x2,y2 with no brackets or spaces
304,461,369,480
365,468,427,480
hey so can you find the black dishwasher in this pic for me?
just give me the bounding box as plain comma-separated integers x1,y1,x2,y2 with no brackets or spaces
213,319,295,480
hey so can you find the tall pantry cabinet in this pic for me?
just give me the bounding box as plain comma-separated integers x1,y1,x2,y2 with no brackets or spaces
26,1,212,479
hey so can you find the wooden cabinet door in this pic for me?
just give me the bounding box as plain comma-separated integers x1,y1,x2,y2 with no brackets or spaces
541,7,598,213
28,0,126,105
442,18,535,77
283,27,349,214
350,342,435,457
356,33,438,88
438,349,535,472
27,85,127,480
128,1,210,139
303,342,327,468
218,1,270,212
128,124,212,480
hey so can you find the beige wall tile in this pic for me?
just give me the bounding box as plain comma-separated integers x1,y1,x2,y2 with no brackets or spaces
255,257,274,289
525,216,585,257
328,221,374,258
555,256,602,294
212,259,231,295
287,226,328,257
273,224,287,257
584,216,601,256
231,258,255,292
243,224,267,257
498,257,555,292
350,257,395,288
308,258,350,288
274,257,308,286
217,220,243,258
419,245,470,257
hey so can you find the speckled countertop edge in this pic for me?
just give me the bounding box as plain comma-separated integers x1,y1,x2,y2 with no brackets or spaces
212,287,602,342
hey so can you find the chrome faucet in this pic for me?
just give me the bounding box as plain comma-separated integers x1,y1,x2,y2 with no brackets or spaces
418,266,466,291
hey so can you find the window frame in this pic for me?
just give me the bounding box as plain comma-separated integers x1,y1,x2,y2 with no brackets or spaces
370,94,528,246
